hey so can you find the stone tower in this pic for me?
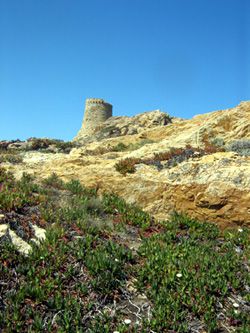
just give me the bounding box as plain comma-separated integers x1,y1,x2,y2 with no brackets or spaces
74,98,113,139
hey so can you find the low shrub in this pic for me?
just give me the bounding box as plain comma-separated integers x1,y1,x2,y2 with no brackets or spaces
226,139,250,156
54,140,76,153
64,179,97,198
115,157,141,175
0,153,23,164
0,167,15,183
0,170,43,212
26,138,76,153
103,193,152,229
114,143,226,175
210,137,225,148
85,240,133,294
203,142,224,154
42,173,65,189
29,138,52,150
112,142,128,152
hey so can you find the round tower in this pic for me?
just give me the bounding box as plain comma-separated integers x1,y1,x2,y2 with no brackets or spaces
79,98,113,137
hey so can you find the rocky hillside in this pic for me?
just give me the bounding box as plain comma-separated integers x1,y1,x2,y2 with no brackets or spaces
1,101,250,228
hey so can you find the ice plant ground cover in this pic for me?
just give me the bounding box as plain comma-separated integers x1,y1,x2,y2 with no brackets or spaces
0,167,249,332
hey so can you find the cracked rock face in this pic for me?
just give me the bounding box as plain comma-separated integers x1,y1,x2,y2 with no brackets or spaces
4,101,250,229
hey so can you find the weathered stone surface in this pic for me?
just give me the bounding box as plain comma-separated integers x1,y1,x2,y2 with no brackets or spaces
75,98,113,139
0,224,8,238
74,109,173,143
8,229,32,255
0,222,46,254
31,224,46,243
5,101,250,228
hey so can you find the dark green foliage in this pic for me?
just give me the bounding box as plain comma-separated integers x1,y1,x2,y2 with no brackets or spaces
65,179,97,197
0,170,43,212
136,213,250,332
85,240,133,294
103,193,152,229
0,167,15,183
42,172,65,189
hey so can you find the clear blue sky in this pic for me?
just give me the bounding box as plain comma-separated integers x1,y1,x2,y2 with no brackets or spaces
0,0,249,141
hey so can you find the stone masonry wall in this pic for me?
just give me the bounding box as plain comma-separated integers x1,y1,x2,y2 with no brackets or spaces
75,98,113,138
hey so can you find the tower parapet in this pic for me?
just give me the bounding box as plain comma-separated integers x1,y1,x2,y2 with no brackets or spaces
76,98,113,138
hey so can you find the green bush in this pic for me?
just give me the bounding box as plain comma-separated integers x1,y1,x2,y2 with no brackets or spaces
26,138,76,153
65,179,97,197
0,170,43,212
42,172,65,189
54,140,76,153
0,153,23,164
103,193,152,229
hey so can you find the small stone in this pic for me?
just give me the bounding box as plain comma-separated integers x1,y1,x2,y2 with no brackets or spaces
176,273,182,278
114,258,119,262
32,224,46,241
137,293,147,300
0,214,5,219
0,224,8,237
233,302,239,308
238,228,243,232
124,319,131,325
9,230,32,255
235,247,242,253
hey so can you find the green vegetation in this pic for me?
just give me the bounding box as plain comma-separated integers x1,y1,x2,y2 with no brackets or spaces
115,143,226,175
0,169,43,212
114,157,139,175
27,138,76,153
137,213,250,332
0,151,23,164
0,167,249,332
